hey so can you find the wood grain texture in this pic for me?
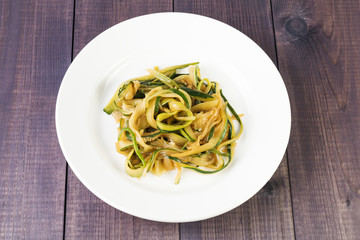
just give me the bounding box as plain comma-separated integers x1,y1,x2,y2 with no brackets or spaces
272,0,360,239
64,1,178,239
175,1,295,239
180,157,294,240
0,0,73,239
175,0,278,63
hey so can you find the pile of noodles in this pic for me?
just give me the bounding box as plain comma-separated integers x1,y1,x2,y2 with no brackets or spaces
104,62,243,184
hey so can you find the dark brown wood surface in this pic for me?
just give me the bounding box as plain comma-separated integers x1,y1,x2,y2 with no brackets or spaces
0,0,359,239
272,0,360,239
0,0,73,239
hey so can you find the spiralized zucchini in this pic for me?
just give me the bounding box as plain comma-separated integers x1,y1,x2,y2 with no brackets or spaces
104,62,243,184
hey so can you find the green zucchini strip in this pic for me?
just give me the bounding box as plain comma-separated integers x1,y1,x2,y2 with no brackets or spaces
207,82,216,95
133,92,145,99
189,65,200,86
140,80,166,86
195,66,200,86
142,130,162,138
147,69,179,89
214,115,229,148
119,145,133,151
208,126,215,141
180,129,193,142
209,148,230,157
197,77,210,91
180,86,214,100
130,61,199,82
119,128,146,165
154,96,161,115
113,100,131,116
180,126,195,142
147,148,175,170
103,82,131,114
169,89,190,108
156,111,194,131
220,89,242,125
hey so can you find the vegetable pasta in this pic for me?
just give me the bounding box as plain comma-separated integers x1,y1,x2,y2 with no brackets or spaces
104,63,243,184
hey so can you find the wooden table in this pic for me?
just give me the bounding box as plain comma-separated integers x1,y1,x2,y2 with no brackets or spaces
1,0,359,239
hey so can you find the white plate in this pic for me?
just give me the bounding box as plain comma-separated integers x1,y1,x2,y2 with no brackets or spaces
56,12,291,222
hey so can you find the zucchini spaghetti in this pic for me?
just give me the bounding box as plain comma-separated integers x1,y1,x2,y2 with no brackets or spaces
104,62,243,184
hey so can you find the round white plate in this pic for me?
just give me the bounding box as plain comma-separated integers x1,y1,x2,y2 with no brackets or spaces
56,12,291,222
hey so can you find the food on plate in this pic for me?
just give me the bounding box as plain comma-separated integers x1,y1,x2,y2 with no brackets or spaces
104,62,243,183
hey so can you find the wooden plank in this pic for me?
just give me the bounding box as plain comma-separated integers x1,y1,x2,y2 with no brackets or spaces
175,1,295,239
0,0,73,239
272,0,360,239
175,0,278,62
64,1,179,239
180,157,294,240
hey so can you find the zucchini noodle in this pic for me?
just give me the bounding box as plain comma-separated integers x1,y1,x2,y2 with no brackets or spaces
104,62,243,184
